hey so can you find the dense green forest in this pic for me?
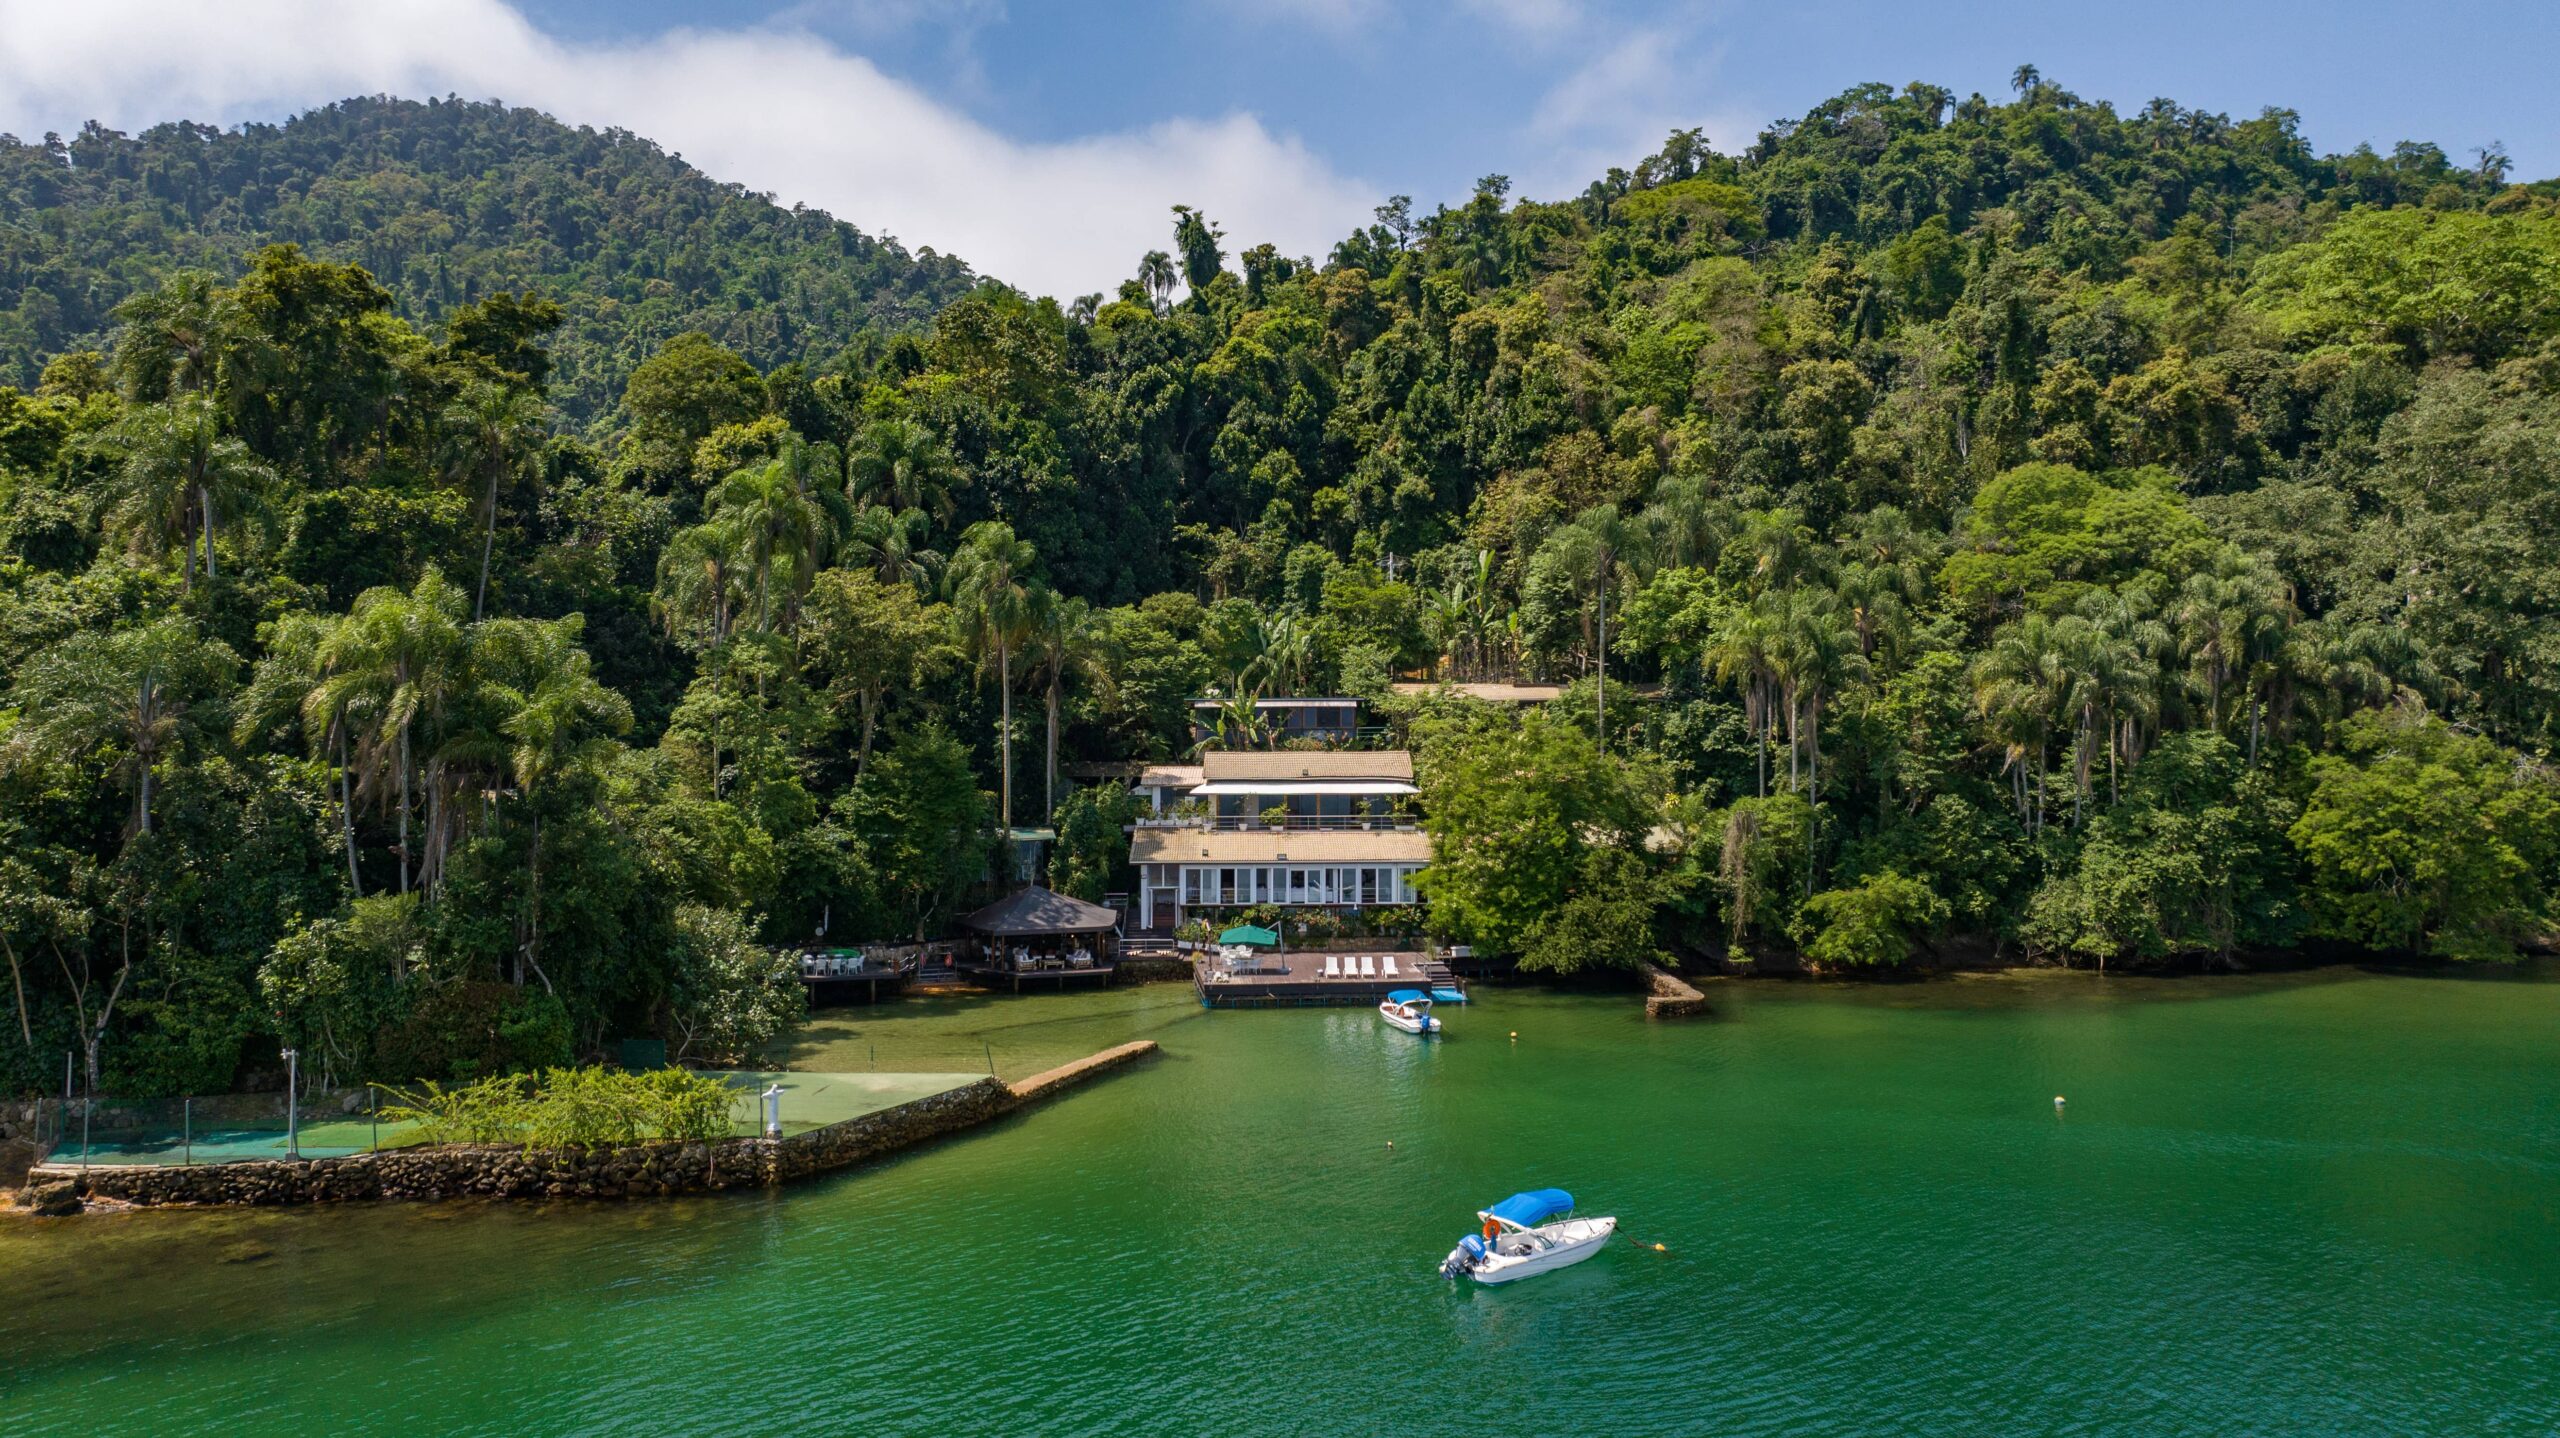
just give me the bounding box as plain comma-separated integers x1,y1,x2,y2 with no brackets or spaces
4,75,2559,1099
0,97,979,418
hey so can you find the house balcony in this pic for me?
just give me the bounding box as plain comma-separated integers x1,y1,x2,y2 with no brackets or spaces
1131,815,1420,834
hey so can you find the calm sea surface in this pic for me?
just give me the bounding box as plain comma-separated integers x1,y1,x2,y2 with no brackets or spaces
4,966,2556,1436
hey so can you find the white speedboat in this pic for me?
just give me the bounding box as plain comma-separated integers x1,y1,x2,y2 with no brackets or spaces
1379,990,1441,1035
1438,1189,1615,1283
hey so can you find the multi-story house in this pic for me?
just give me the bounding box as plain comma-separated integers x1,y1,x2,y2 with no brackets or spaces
1127,748,1429,933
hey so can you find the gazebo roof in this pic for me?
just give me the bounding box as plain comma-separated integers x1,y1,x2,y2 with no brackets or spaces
959,886,1122,936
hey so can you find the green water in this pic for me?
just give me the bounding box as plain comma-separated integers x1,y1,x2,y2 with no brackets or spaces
5,968,2557,1435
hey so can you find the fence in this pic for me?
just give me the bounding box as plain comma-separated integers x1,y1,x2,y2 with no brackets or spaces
20,1042,1062,1169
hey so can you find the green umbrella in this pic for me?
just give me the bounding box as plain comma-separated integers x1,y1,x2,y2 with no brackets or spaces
1218,924,1280,948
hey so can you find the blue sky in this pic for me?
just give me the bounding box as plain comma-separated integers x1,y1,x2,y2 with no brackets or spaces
3,1,2551,296
512,0,2552,199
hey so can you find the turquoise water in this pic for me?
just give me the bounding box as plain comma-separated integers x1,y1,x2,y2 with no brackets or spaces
3,967,2556,1435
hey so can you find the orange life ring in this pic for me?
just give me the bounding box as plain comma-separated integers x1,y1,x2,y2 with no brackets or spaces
1482,1217,1500,1242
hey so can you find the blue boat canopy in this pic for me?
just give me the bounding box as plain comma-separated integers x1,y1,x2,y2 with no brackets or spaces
1481,1188,1574,1229
1386,988,1430,1004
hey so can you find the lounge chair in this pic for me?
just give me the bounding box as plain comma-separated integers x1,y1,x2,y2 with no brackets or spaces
1383,957,1399,978
1323,956,1341,978
1359,956,1377,979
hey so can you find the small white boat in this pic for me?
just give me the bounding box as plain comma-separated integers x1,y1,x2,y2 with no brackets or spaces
1379,990,1441,1036
1439,1189,1615,1283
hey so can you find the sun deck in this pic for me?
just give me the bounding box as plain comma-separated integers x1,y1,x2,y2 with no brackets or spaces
1193,949,1463,1008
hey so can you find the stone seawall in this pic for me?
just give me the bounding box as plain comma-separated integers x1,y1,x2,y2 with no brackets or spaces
28,1042,1157,1213
1642,962,1709,1019
1111,957,1194,984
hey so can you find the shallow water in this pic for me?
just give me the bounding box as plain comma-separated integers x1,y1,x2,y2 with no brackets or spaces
4,966,2556,1436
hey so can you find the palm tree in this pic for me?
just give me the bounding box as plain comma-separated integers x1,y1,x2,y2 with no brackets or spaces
110,269,235,401
475,615,633,990
4,618,237,837
1772,586,1868,801
1972,613,2070,831
2173,557,2293,757
654,520,751,651
1024,591,1099,819
1570,505,1650,749
97,395,276,592
848,417,962,521
237,610,369,895
313,568,470,894
443,381,549,622
948,521,1040,833
2075,582,2173,795
1138,250,1178,314
708,444,850,633
1704,598,1785,798
843,505,945,592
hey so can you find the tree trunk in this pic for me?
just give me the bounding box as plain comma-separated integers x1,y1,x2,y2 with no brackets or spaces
475,461,499,622
199,485,217,579
1046,676,1061,820
521,811,555,993
397,723,412,895
857,690,880,780
1595,582,1607,750
998,641,1014,833
338,726,363,898
0,933,32,1050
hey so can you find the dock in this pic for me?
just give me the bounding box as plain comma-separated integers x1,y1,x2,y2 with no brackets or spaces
957,957,1117,992
1193,950,1464,1008
796,949,919,1005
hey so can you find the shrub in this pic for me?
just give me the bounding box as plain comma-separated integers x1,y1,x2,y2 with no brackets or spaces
1793,871,1949,968
383,1066,735,1148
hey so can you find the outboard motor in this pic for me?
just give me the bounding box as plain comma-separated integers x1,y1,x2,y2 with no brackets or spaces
1441,1233,1488,1278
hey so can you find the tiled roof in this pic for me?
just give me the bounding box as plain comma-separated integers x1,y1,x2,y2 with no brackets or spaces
1198,750,1414,784
1128,829,1434,864
1136,763,1204,789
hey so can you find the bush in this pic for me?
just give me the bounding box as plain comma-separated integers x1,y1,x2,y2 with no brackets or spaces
383,1066,734,1148
1793,870,1949,968
666,904,804,1063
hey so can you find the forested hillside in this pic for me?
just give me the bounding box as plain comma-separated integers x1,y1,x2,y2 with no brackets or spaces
0,97,980,418
4,74,2559,1100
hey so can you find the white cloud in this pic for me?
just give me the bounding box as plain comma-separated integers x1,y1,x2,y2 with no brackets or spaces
0,0,1378,299
1458,0,1580,38
1515,22,1757,197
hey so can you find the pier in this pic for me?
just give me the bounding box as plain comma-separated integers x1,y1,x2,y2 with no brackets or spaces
1193,949,1464,1008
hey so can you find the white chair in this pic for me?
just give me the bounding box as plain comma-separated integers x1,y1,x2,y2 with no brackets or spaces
1323,956,1341,979
1383,957,1399,978
1359,956,1377,979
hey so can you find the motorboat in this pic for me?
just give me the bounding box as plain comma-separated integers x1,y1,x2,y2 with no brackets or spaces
1438,1188,1615,1283
1379,989,1441,1035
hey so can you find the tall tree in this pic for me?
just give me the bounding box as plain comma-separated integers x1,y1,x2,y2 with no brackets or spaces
947,521,1041,834
443,381,550,621
95,394,276,591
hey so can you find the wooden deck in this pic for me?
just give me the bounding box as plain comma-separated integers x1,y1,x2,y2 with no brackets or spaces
1194,950,1462,1008
959,961,1117,993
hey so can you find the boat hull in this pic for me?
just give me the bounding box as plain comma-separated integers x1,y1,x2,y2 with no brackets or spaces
1378,1005,1440,1035
1442,1217,1615,1283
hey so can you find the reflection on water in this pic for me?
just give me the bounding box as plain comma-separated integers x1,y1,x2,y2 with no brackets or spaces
5,965,2558,1437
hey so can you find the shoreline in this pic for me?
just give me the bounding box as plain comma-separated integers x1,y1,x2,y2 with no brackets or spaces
15,1041,1160,1218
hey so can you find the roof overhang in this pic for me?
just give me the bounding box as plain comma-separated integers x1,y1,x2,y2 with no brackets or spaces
1190,781,1417,797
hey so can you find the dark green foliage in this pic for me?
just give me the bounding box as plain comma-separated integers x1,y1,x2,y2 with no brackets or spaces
0,100,979,418
4,79,2559,1093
